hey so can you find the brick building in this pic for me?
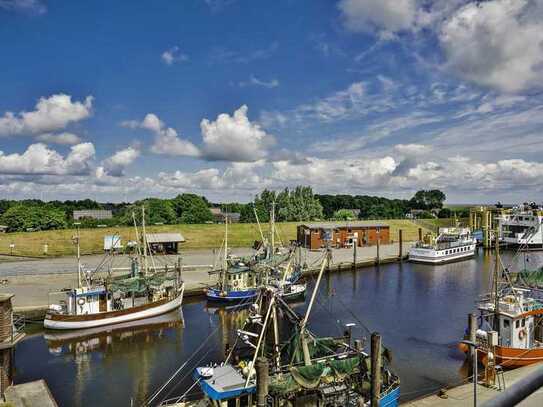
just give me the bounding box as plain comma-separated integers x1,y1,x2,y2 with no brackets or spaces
297,222,390,250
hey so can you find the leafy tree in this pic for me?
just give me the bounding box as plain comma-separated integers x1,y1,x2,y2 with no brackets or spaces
333,209,356,220
172,194,213,224
0,204,67,232
437,208,452,218
119,199,177,225
409,190,446,210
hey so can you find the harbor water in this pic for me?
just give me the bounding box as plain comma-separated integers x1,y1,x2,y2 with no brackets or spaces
15,249,543,406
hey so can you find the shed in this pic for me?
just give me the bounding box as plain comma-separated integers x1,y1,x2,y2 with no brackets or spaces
145,233,185,254
104,235,122,252
0,225,7,233
73,209,113,220
297,222,390,250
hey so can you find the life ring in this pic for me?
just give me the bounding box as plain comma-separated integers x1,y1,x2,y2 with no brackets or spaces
233,280,239,287
77,298,85,306
519,329,527,340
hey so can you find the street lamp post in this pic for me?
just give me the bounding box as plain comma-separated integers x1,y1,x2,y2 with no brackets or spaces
461,339,478,407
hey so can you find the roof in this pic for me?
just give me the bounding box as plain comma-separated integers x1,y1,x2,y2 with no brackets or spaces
146,232,185,243
299,222,389,229
0,293,14,302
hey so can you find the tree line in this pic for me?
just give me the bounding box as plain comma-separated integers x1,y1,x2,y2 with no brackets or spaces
0,188,455,232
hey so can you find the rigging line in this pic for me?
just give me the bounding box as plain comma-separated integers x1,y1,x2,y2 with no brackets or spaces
145,323,222,406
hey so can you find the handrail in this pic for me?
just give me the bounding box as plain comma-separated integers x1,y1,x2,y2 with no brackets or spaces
481,365,543,407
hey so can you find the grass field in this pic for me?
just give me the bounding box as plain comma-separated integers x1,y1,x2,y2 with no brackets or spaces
0,219,442,258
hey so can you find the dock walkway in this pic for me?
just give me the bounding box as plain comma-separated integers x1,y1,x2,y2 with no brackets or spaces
403,362,543,406
0,243,412,318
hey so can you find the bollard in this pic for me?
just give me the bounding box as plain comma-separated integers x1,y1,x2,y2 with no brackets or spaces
371,332,382,407
398,229,403,260
418,227,422,242
256,357,269,407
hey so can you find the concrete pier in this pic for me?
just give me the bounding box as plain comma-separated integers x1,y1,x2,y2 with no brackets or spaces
403,362,543,406
0,242,413,318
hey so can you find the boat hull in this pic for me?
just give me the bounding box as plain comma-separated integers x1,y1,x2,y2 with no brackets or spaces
44,287,184,330
408,248,476,264
205,287,257,303
379,385,400,407
478,345,543,368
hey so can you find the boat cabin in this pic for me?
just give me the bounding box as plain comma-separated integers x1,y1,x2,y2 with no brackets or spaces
224,265,257,292
478,289,543,349
66,286,113,315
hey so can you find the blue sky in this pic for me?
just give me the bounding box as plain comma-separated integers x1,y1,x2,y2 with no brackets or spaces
1,0,543,203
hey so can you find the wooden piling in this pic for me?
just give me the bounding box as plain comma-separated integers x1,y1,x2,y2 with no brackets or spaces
418,227,422,242
398,229,403,260
376,233,380,266
353,236,357,270
371,332,382,407
256,357,269,407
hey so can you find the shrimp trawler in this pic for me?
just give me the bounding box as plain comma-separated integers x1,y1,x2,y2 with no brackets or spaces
156,255,400,407
461,238,543,368
408,227,476,264
205,214,259,303
44,207,185,330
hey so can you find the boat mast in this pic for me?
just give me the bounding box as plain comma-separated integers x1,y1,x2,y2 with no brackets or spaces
75,222,82,288
493,228,501,330
299,254,329,366
141,205,149,276
270,201,275,258
222,213,228,291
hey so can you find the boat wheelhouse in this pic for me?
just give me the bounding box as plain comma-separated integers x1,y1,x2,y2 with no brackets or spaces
408,227,476,264
205,262,258,302
499,202,543,248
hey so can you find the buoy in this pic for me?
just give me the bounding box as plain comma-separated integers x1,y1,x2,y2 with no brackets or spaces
458,342,469,353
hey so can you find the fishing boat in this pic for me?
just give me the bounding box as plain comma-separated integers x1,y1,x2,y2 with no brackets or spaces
408,227,476,264
499,202,543,248
156,255,400,407
461,240,543,368
44,207,185,330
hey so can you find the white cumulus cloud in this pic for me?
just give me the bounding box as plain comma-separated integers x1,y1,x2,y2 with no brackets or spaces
440,0,543,93
100,145,141,177
35,132,82,145
0,94,93,137
200,105,275,161
122,113,200,158
0,142,95,176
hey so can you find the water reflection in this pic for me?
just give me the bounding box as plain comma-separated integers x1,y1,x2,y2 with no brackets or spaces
15,249,543,406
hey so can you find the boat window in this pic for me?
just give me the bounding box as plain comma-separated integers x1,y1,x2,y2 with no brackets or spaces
522,319,526,327
503,319,510,328
516,320,520,328
86,296,92,303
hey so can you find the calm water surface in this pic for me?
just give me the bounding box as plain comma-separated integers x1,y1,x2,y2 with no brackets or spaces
16,249,543,406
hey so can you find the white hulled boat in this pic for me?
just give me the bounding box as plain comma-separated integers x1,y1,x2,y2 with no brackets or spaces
499,202,543,248
44,207,184,330
408,227,476,264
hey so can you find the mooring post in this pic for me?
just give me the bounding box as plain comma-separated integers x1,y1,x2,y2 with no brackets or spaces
398,229,403,260
418,227,422,242
353,236,357,270
376,230,380,266
256,356,269,407
371,332,382,407
468,313,476,362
